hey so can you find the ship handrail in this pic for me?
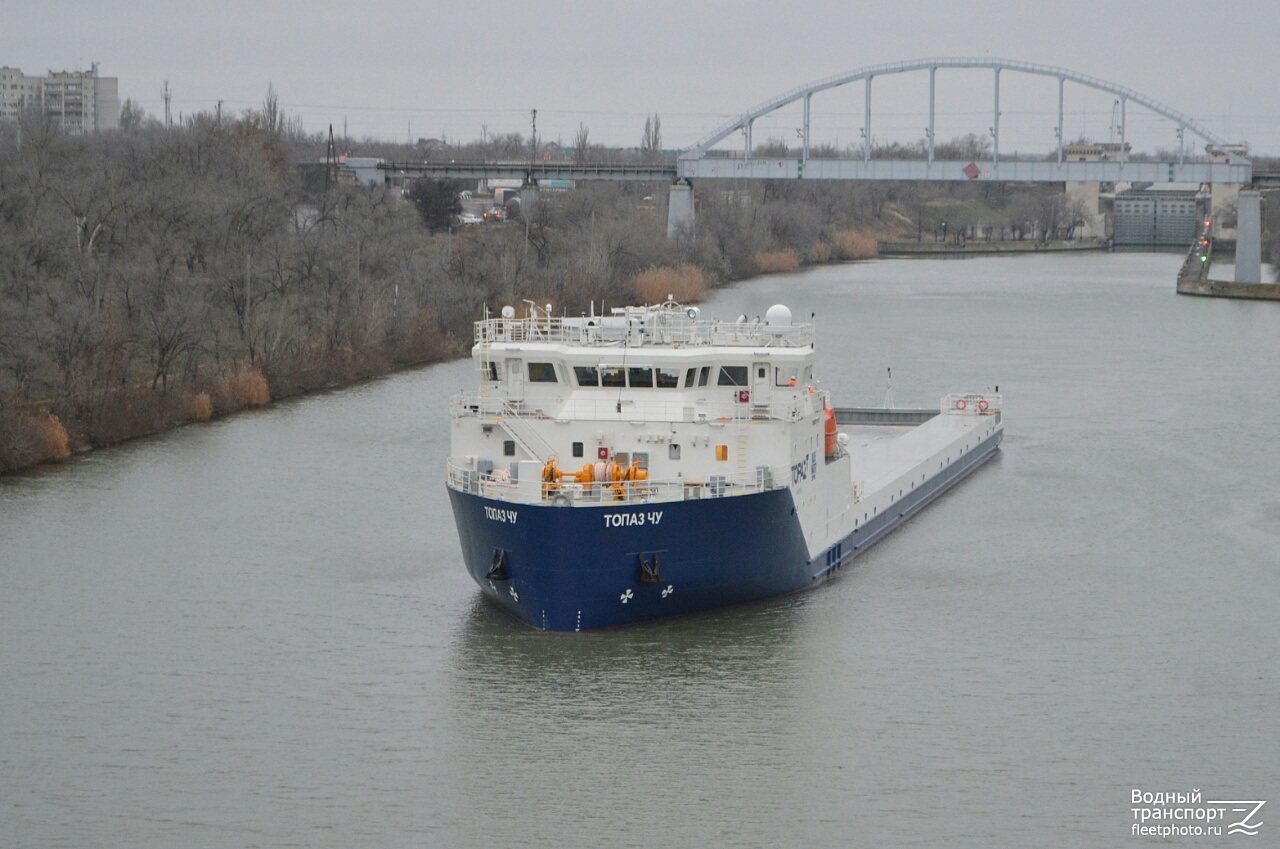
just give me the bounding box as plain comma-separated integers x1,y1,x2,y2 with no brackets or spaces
474,314,815,348
494,400,558,462
449,391,826,424
942,392,1002,415
445,459,784,505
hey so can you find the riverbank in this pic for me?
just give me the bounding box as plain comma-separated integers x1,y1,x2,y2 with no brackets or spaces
1,230,876,477
0,235,1117,476
878,238,1106,256
0,338,457,476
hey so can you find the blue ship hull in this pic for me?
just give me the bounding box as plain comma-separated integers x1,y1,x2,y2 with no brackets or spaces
448,486,810,632
448,430,1001,631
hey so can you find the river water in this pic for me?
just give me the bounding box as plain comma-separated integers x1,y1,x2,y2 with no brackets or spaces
2,253,1277,847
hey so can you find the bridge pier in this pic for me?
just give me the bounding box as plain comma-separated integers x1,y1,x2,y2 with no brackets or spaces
1209,182,1241,241
1235,191,1262,284
1065,180,1105,239
667,181,694,241
520,185,539,216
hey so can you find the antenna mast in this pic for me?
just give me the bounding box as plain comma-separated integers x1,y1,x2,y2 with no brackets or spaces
325,124,338,190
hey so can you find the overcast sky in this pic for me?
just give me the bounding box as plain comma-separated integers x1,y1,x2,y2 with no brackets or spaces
5,0,1279,155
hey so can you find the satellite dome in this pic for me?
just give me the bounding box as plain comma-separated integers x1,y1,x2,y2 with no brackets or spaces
765,304,793,326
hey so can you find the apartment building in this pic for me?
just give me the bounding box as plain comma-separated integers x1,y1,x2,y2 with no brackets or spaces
0,63,119,134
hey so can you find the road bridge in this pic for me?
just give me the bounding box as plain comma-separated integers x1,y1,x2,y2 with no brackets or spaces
381,161,677,183
379,58,1263,281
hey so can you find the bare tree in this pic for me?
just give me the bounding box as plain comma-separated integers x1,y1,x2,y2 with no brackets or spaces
408,179,464,230
119,99,150,133
641,114,662,159
574,123,591,164
262,83,284,138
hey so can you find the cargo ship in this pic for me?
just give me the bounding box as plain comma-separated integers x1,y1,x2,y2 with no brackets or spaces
446,299,1002,631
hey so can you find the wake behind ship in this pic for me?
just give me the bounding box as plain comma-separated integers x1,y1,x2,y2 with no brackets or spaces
447,300,1002,631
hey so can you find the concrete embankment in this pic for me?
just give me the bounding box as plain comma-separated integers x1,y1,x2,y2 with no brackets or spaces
1177,275,1280,301
878,239,1105,257
1176,237,1280,301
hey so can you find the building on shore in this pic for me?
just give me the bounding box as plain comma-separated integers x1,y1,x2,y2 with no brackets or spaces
0,63,119,134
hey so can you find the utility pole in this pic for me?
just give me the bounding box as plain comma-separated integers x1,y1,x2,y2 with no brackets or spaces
530,109,537,164
325,124,337,191
163,80,171,127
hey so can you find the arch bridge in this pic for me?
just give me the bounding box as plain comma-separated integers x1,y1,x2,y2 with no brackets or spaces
381,58,1263,282
676,58,1251,185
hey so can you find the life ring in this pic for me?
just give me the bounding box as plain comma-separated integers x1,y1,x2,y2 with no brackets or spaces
977,399,989,412
955,398,968,411
738,389,750,403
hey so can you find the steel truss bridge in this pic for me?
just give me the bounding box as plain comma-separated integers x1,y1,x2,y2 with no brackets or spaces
382,58,1254,186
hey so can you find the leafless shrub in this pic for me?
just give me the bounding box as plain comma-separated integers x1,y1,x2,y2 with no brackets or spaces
189,392,213,422
631,265,706,304
830,231,879,260
751,249,802,274
85,387,199,445
0,403,70,472
211,365,271,415
807,242,834,263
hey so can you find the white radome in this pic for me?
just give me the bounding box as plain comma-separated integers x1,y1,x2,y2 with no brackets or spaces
765,304,793,326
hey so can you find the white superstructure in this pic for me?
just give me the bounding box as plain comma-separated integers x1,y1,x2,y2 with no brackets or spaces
447,300,1002,565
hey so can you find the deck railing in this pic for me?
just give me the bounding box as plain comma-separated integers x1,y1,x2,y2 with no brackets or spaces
450,389,827,424
474,313,814,349
446,460,783,506
942,393,1002,415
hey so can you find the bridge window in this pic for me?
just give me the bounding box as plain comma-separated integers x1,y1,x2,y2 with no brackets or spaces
628,366,654,388
528,362,558,383
684,367,698,387
574,366,600,386
698,366,711,387
601,366,625,388
656,367,681,388
776,367,799,387
718,366,748,387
